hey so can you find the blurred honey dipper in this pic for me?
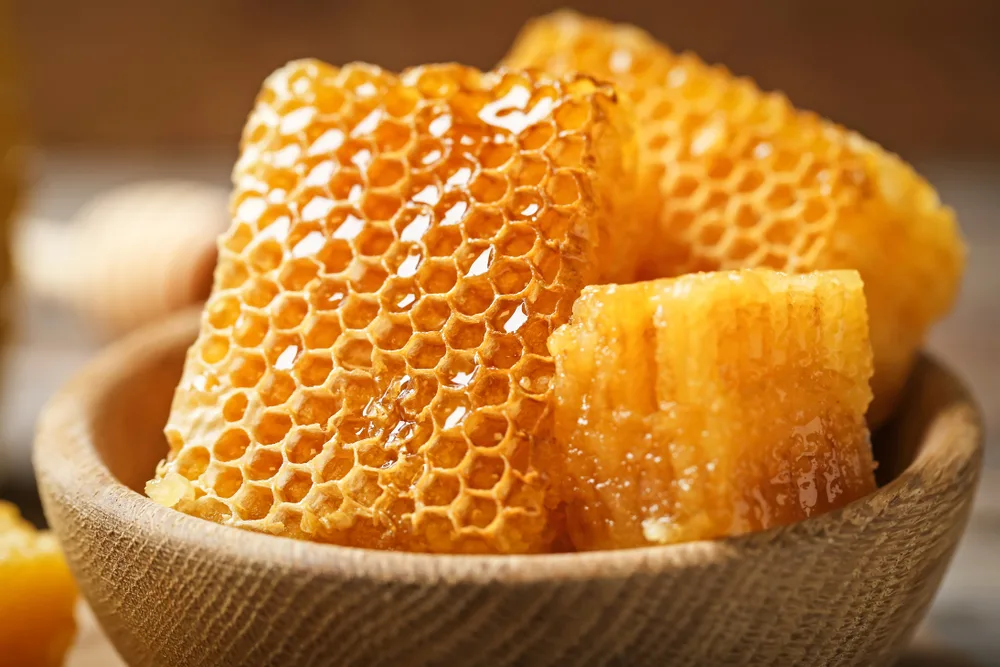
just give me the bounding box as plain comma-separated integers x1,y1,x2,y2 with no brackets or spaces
14,180,229,336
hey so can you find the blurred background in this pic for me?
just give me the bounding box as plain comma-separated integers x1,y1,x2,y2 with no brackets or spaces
0,0,997,664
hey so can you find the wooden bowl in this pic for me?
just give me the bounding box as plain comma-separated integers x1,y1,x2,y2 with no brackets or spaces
34,311,982,667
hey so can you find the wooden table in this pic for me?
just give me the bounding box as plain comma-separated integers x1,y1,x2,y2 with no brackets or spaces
4,152,997,666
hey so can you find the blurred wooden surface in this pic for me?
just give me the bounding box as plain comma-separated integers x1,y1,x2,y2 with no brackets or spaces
2,152,998,665
8,0,1000,155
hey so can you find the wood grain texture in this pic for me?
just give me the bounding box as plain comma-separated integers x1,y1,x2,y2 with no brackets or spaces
33,311,983,667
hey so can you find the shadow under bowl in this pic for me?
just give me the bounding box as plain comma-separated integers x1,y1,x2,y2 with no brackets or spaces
34,311,983,667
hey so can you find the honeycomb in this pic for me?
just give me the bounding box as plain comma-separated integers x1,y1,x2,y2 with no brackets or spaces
147,60,638,553
0,502,77,667
505,10,965,424
548,270,877,551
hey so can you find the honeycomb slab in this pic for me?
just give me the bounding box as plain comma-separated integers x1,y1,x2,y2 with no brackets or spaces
505,10,965,423
148,60,638,553
0,501,77,667
548,270,877,551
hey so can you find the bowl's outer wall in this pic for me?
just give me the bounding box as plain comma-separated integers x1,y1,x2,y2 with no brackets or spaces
34,313,983,667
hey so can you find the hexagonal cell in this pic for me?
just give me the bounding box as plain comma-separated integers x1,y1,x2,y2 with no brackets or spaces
495,223,537,257
450,278,495,316
228,352,267,388
349,262,390,294
292,392,341,427
425,433,469,470
518,121,554,151
370,315,412,351
218,260,251,290
223,223,254,254
175,446,210,480
516,317,549,356
470,371,511,407
199,335,230,365
464,206,505,240
530,245,561,284
373,117,412,151
545,170,581,206
341,295,379,329
418,471,461,507
455,495,498,529
342,468,382,508
465,453,505,490
509,396,546,434
248,239,285,272
357,442,398,469
416,258,458,294
303,314,342,349
277,469,314,504
211,466,244,499
222,392,249,422
206,296,241,330
489,258,532,295
278,258,320,292
463,411,509,448
479,333,523,370
468,171,508,204
527,286,560,315
213,429,250,463
409,297,450,332
508,190,544,223
766,183,797,210
513,355,554,395
736,169,765,194
696,221,725,247
319,446,355,483
243,277,279,308
356,224,395,256
404,334,447,370
296,351,334,387
254,410,293,446
234,484,274,521
764,217,799,247
432,393,471,431
725,236,758,262
316,239,354,274
274,294,310,330
259,371,297,407
362,192,402,224
802,197,831,225
247,448,284,481
285,428,328,464
472,136,511,168
443,317,486,350
422,225,463,257
334,336,373,370
367,156,406,189
264,332,303,368
309,277,349,311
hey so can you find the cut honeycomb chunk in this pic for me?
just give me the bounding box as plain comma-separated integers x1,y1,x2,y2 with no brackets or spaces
505,10,965,424
0,501,77,666
548,270,876,551
148,60,638,553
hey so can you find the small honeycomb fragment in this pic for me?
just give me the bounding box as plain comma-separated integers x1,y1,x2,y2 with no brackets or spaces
548,269,877,551
149,60,638,553
0,501,77,667
505,10,965,423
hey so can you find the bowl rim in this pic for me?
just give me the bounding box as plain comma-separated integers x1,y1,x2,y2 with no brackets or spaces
34,309,984,585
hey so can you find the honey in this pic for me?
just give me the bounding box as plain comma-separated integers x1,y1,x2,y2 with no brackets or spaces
0,502,77,666
505,10,965,423
548,270,876,551
148,60,638,553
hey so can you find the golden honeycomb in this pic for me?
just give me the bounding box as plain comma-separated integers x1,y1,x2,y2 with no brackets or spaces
505,10,965,424
548,270,877,551
0,502,77,666
148,60,638,553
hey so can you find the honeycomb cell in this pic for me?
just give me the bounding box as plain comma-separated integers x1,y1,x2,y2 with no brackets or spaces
548,269,877,551
505,10,966,423
151,60,636,552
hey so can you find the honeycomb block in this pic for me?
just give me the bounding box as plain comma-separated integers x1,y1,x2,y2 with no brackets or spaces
548,269,877,551
505,10,965,424
0,502,77,667
147,60,638,553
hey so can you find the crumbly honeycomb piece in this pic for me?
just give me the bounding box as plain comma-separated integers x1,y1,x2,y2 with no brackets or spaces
505,10,965,424
148,60,638,554
548,269,876,551
0,502,77,667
